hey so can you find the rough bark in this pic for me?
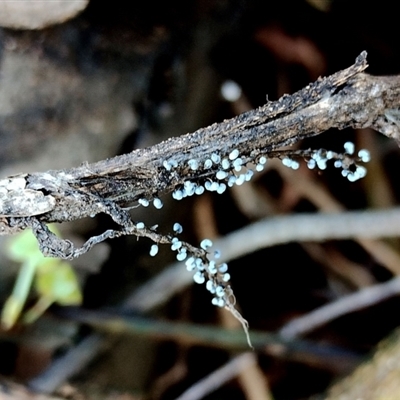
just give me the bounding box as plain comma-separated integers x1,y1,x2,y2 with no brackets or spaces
1,51,400,258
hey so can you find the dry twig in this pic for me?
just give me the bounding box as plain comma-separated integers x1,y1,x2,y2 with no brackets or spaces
2,51,399,253
126,207,400,312
174,353,262,400
279,276,400,339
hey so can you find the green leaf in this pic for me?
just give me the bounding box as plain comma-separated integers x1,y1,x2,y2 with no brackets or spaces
6,224,61,264
2,225,82,329
35,259,82,305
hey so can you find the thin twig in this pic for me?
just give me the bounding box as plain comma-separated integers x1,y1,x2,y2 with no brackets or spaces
193,194,272,400
276,160,400,275
174,353,258,400
125,207,400,312
279,276,400,339
27,334,109,394
56,307,360,373
0,379,64,400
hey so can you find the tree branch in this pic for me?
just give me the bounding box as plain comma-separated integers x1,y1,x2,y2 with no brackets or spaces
2,51,400,246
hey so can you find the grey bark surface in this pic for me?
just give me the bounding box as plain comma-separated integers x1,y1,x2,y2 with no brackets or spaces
0,52,400,258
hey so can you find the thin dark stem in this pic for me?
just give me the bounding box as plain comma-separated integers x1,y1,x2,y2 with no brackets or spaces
56,307,361,373
279,276,400,339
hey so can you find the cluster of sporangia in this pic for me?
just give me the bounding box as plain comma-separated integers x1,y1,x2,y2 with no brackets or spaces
135,141,370,311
